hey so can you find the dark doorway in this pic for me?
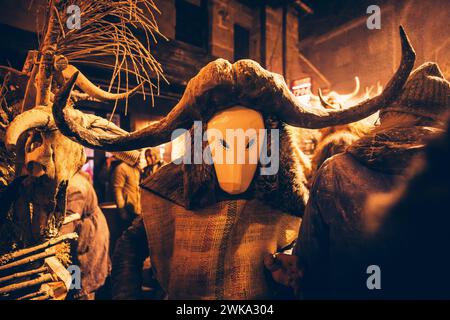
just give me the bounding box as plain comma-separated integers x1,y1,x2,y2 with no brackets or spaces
234,24,250,61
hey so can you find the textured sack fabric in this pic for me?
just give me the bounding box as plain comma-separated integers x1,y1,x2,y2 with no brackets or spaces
141,190,300,300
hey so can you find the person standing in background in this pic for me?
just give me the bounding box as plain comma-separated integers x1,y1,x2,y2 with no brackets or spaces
142,148,163,180
111,150,143,225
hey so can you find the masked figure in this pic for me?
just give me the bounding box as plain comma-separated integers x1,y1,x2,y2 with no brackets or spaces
282,62,449,299
51,27,414,299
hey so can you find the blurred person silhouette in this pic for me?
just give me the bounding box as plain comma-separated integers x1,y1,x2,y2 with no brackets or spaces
111,150,143,226
265,62,450,299
142,148,163,180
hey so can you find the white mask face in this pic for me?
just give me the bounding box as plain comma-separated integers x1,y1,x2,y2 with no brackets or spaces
206,106,265,195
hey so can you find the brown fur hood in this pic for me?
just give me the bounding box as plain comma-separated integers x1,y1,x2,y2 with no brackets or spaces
142,119,309,217
347,126,443,175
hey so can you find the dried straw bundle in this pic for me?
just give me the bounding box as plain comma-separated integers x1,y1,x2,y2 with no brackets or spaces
41,0,166,110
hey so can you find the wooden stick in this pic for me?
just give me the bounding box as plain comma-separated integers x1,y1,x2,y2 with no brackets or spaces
0,248,56,272
0,273,54,294
63,213,81,225
0,266,47,284
16,289,49,300
0,233,78,264
21,63,38,112
36,0,60,106
30,293,52,300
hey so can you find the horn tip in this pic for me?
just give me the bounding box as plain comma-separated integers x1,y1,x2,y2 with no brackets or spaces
398,25,416,58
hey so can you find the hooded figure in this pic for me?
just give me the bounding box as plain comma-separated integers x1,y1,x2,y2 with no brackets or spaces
367,115,450,299
279,62,449,299
59,171,111,299
51,27,415,299
110,150,143,223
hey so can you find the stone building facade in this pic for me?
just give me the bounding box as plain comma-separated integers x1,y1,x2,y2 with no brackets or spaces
155,0,313,90
300,0,450,95
0,0,326,182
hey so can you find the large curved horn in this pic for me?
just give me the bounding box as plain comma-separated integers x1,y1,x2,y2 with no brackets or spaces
5,106,53,149
61,65,143,101
53,27,415,151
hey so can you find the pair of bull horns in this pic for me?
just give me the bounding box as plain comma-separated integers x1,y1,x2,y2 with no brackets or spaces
51,26,415,152
61,64,143,101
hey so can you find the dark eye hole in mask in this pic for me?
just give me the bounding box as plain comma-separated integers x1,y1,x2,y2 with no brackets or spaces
26,131,43,153
246,138,256,150
219,138,230,150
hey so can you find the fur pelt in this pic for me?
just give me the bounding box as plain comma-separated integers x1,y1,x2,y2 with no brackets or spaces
348,126,442,175
311,131,360,177
311,121,373,177
143,118,310,217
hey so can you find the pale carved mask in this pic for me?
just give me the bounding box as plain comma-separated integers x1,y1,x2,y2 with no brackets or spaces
206,106,265,195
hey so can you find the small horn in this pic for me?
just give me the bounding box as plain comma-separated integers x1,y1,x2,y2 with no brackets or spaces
5,107,52,150
318,88,337,109
338,76,361,102
61,65,143,101
363,86,373,100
